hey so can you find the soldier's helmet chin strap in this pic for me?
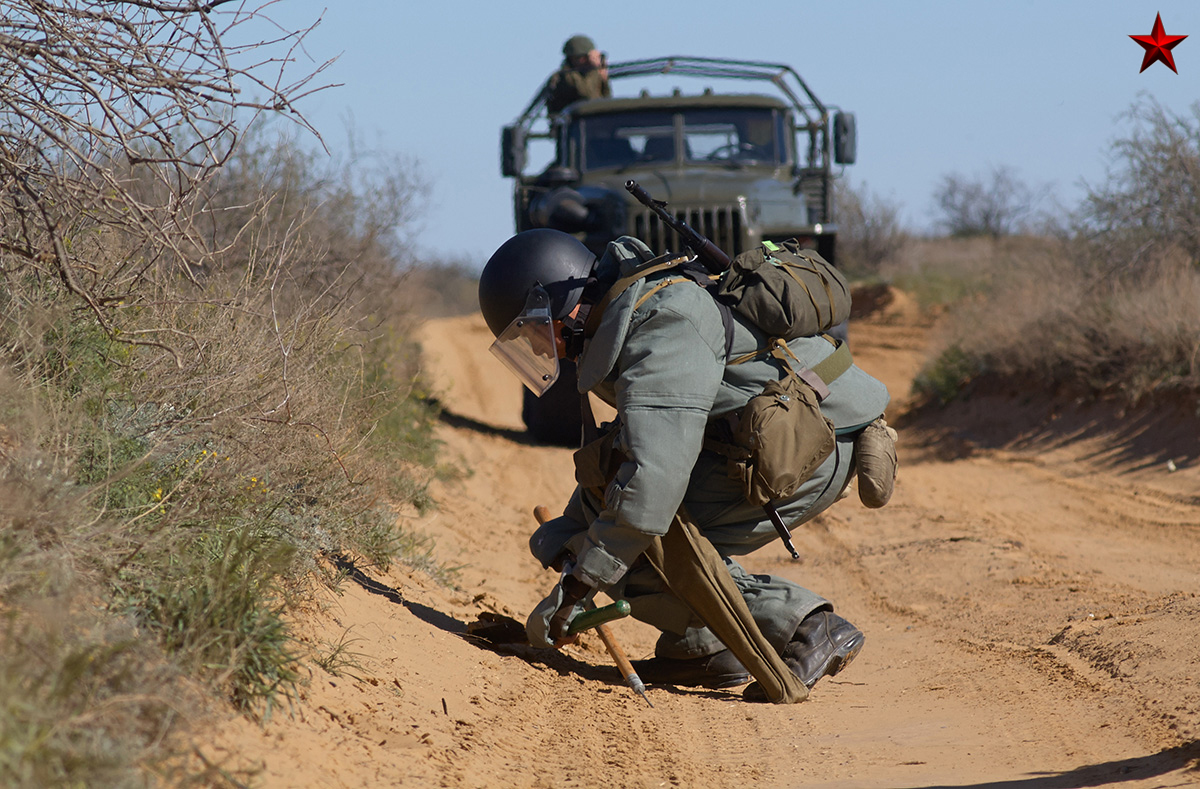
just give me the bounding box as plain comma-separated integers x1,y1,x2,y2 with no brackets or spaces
559,303,591,361
559,270,607,361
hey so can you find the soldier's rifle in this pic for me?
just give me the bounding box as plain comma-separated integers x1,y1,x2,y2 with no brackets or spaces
623,180,731,275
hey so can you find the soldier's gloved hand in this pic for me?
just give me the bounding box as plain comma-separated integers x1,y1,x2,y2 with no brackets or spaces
525,570,593,648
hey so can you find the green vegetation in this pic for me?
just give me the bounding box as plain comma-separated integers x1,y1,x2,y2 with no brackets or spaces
1,139,452,780
1,188,457,785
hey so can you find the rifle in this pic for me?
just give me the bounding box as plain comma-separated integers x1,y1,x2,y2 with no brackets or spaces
624,180,731,275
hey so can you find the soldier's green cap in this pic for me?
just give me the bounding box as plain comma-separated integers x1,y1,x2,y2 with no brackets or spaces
563,35,596,59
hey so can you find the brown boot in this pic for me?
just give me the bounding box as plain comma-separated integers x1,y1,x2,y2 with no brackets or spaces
743,611,864,701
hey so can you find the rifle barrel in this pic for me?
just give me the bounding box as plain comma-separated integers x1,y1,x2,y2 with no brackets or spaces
624,180,731,274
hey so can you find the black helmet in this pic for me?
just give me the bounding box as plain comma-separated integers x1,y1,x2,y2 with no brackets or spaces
478,229,597,338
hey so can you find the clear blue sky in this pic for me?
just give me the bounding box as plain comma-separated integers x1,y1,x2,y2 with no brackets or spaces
248,1,1198,267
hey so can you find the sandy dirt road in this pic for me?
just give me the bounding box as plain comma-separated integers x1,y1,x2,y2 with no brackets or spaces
212,290,1200,788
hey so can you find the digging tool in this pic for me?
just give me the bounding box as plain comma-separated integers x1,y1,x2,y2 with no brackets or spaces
567,599,631,635
533,505,653,707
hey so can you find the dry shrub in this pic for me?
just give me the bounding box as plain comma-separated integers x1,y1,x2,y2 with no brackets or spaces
1076,96,1200,267
880,235,1053,310
932,166,1041,239
918,242,1200,404
0,5,449,781
835,179,910,278
916,98,1200,405
1,161,445,778
0,1,333,359
401,257,482,319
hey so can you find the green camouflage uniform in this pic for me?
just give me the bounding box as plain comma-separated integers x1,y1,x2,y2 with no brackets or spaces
532,237,890,660
546,62,611,114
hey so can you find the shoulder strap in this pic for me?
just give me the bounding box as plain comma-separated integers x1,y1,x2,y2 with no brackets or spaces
583,256,686,339
582,255,735,357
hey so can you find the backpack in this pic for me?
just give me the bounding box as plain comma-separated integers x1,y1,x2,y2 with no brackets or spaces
717,239,851,340
582,240,850,352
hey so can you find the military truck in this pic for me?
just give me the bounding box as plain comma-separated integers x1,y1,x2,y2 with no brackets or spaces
499,56,857,444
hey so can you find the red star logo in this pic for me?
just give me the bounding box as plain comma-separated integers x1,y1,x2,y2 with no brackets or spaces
1130,13,1187,73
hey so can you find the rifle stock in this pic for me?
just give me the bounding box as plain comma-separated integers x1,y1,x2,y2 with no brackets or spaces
624,180,731,274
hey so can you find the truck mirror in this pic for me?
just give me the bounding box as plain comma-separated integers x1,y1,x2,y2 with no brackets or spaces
501,125,526,177
833,112,856,165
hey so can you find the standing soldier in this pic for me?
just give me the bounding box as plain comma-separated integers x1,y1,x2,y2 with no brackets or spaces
546,35,611,114
479,228,897,701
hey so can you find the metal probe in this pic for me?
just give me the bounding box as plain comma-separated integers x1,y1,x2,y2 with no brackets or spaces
534,506,653,707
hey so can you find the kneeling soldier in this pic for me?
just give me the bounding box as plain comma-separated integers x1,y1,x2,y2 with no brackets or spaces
478,229,896,699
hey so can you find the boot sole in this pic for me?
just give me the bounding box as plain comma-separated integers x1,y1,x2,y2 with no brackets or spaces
629,659,751,689
705,672,752,689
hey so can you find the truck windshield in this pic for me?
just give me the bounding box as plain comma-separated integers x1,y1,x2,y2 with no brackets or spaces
683,108,784,165
578,107,784,171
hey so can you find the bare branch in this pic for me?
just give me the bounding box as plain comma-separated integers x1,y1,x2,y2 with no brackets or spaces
0,0,335,352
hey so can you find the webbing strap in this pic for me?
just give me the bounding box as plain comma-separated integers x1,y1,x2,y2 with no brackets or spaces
583,257,687,339
811,338,852,384
584,256,735,358
633,277,687,310
730,335,852,396
774,253,836,327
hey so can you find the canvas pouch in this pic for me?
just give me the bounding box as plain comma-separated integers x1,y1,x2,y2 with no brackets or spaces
707,339,842,507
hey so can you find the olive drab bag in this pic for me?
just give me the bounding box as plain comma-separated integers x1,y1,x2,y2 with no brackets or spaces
715,240,850,340
708,337,850,507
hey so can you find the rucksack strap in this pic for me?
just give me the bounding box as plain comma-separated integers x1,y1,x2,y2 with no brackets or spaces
583,256,687,339
730,334,851,399
583,254,735,358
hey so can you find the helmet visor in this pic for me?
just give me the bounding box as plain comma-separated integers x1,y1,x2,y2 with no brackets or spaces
489,285,561,397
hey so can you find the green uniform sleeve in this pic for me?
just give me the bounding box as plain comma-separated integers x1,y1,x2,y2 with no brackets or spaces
572,294,726,588
546,67,609,114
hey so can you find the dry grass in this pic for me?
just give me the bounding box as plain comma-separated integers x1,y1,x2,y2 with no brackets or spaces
0,7,457,782
912,239,1200,405
0,130,454,784
910,98,1200,407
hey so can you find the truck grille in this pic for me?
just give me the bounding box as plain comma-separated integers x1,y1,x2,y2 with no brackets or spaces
798,178,828,224
631,204,743,258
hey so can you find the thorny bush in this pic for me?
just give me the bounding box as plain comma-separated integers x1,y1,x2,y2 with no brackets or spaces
0,2,449,785
916,97,1200,405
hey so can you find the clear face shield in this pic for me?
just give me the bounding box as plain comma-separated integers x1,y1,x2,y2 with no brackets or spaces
489,284,561,396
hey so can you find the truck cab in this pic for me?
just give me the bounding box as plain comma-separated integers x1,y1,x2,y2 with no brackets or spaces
503,57,856,261
499,56,857,444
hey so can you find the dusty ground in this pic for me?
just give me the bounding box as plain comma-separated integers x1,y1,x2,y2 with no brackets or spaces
209,289,1200,788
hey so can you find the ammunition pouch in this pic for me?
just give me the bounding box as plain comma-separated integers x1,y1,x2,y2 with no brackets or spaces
706,338,850,507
